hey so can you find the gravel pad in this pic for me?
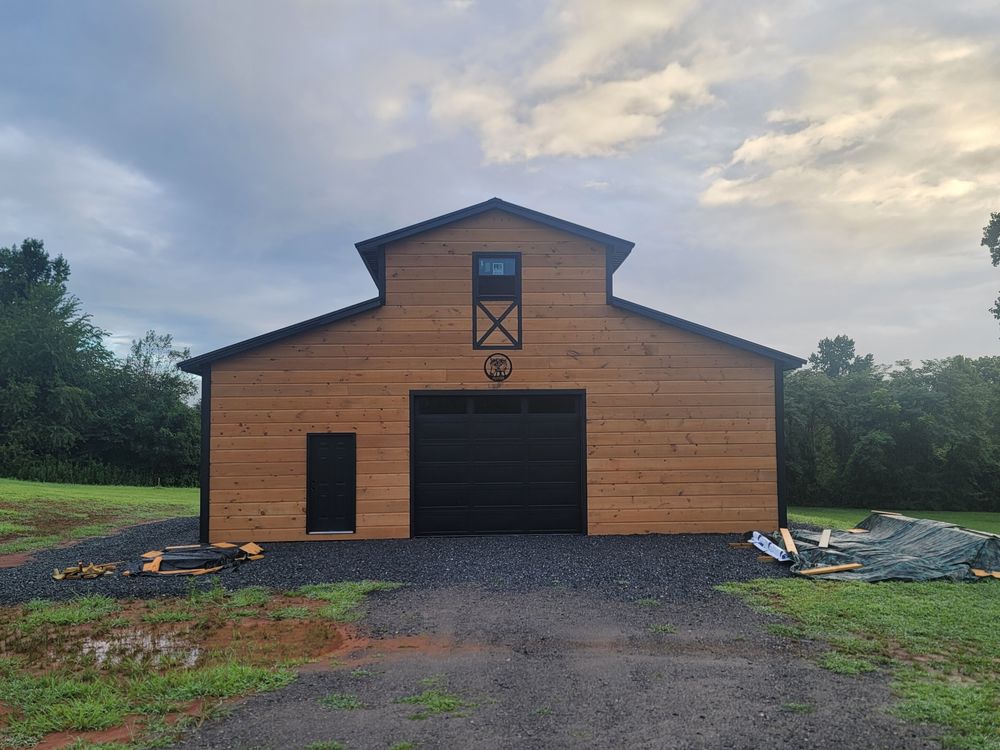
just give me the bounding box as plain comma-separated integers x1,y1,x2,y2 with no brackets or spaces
0,518,789,604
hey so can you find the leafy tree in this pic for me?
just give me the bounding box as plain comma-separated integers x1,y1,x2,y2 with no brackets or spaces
0,239,198,485
807,335,874,377
785,337,1000,511
0,239,110,463
982,211,1000,322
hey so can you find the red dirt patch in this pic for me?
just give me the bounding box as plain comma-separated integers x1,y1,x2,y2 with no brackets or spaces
0,552,35,569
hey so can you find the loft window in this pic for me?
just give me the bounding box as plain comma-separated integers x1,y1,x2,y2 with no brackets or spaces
472,252,521,349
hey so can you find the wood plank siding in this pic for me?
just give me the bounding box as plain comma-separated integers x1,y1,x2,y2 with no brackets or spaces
208,210,777,540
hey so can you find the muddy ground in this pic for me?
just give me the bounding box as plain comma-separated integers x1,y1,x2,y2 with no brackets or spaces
171,584,942,750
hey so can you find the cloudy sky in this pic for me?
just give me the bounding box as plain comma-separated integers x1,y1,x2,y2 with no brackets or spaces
2,0,998,365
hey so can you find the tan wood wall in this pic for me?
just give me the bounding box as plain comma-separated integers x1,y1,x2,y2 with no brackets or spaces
209,210,777,541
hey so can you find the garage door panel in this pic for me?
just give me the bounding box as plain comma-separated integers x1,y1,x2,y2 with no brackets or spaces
525,439,579,461
415,462,468,483
414,441,470,462
416,419,468,440
522,419,580,439
473,483,540,507
417,508,470,533
522,506,580,531
413,392,585,536
520,482,579,505
521,461,579,483
470,419,524,440
471,440,524,462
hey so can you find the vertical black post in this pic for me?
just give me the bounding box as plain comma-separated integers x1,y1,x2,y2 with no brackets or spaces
199,367,211,543
774,361,788,528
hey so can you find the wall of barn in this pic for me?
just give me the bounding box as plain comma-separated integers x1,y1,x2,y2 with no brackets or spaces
208,210,777,541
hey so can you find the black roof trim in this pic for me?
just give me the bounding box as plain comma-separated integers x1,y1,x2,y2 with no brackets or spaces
355,197,635,287
609,296,806,369
177,297,383,374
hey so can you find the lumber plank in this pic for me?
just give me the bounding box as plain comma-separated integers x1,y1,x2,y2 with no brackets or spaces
779,528,798,556
818,529,832,549
798,563,863,576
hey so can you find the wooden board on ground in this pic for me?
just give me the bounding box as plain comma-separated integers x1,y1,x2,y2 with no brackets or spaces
799,563,863,576
779,528,798,556
818,529,832,549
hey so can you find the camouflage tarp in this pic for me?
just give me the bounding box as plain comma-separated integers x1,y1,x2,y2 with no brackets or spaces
781,513,1000,582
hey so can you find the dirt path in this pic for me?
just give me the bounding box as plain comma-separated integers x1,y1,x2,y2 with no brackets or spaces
172,585,941,750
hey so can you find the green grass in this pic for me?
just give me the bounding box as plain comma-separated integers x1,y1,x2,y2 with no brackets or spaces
141,608,195,624
0,664,295,746
389,742,419,750
302,742,347,750
648,624,677,634
634,598,662,607
397,688,472,720
789,506,1000,535
0,477,198,556
269,606,311,621
293,581,403,622
318,692,363,710
719,579,1000,749
781,702,815,714
818,651,879,675
0,581,401,748
396,676,474,720
23,595,120,627
226,586,271,608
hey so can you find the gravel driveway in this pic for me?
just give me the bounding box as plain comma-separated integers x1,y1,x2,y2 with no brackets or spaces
1,520,942,748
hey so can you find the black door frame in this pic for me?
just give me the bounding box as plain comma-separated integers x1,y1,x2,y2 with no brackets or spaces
408,389,588,537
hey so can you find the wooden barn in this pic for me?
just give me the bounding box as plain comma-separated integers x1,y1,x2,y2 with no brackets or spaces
179,198,805,543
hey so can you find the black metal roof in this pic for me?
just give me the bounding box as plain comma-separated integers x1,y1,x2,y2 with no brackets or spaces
178,199,804,373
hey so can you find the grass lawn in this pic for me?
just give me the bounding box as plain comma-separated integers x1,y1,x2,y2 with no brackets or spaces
0,580,401,748
720,580,1000,749
789,506,1000,535
0,477,198,556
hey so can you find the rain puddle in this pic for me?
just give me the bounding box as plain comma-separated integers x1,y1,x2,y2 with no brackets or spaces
80,631,201,667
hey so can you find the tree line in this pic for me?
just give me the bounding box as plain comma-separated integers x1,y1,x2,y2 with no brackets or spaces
0,239,199,486
784,336,1000,511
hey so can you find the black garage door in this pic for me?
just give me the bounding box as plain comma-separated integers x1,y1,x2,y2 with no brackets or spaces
412,392,585,536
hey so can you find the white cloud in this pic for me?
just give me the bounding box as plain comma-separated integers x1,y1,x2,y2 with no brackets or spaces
434,62,711,162
701,34,1000,224
528,0,695,88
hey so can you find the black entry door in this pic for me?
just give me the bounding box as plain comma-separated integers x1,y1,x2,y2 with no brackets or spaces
307,433,356,533
412,392,585,535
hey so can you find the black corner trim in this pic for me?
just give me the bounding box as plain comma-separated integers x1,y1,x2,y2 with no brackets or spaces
774,362,788,528
607,296,806,369
177,297,384,373
199,367,211,543
355,197,634,286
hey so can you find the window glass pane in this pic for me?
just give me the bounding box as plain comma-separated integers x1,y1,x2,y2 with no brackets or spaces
419,397,467,415
527,396,578,414
478,257,516,276
473,396,521,414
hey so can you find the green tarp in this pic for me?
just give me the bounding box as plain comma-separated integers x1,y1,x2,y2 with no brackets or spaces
784,513,1000,582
